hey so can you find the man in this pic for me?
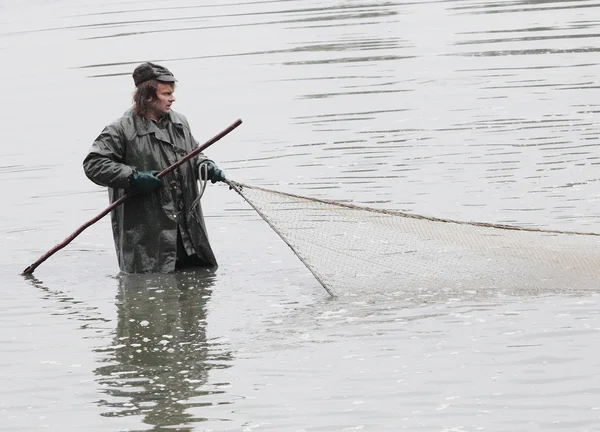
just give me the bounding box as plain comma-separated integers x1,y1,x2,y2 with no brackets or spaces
83,62,226,273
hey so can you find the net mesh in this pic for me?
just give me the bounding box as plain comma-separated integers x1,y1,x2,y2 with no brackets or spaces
229,181,600,297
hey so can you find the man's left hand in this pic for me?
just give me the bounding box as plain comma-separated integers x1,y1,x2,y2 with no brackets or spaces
200,160,227,183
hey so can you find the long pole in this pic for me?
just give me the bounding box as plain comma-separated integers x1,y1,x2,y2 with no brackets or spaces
22,119,242,275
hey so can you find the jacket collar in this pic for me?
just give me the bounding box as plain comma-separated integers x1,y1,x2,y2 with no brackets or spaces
129,109,184,137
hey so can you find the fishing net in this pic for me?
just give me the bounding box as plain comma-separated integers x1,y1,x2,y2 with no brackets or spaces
228,181,600,297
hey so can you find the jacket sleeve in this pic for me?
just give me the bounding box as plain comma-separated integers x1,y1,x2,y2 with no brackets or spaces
83,123,135,189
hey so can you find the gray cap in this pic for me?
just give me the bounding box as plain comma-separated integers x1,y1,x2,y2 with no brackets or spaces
132,62,177,87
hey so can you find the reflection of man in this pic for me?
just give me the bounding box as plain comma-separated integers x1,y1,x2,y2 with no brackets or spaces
94,269,232,428
83,62,226,273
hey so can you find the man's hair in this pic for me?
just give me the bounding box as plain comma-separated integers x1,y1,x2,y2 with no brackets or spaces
133,80,176,117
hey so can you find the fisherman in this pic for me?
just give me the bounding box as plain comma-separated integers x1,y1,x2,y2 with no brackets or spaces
83,62,225,273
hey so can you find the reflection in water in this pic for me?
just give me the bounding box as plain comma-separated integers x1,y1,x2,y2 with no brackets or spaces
4,0,600,429
24,274,112,332
94,270,232,429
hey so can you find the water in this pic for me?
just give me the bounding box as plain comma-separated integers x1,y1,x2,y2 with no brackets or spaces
1,0,600,430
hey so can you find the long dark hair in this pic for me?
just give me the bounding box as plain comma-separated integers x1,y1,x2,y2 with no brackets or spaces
133,80,175,117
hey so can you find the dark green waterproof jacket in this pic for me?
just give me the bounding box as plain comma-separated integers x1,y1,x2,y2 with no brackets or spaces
83,109,217,273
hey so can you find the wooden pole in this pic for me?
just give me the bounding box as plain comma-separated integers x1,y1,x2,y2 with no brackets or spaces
22,119,242,275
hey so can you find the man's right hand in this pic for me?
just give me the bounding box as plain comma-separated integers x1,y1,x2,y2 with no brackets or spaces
129,170,163,193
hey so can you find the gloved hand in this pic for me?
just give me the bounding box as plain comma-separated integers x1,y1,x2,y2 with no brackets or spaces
199,160,226,183
129,170,163,193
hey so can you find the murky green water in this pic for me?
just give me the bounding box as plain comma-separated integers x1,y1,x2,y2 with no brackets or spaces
2,0,600,430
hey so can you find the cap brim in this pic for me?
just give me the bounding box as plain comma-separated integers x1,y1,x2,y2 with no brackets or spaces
156,74,177,82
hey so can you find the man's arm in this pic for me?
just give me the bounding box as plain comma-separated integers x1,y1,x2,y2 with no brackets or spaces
83,123,135,189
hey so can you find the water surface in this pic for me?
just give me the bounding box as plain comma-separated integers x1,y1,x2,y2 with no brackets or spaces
2,0,600,430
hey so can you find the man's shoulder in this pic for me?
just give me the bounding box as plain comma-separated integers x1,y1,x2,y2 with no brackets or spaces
97,109,137,142
104,109,135,129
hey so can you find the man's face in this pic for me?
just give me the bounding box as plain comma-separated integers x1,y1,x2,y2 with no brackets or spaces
149,82,176,118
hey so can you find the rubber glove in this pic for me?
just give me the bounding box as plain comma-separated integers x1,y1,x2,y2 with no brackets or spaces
200,160,226,183
129,170,163,193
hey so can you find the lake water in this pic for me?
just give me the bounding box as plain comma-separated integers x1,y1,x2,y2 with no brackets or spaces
2,0,600,431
